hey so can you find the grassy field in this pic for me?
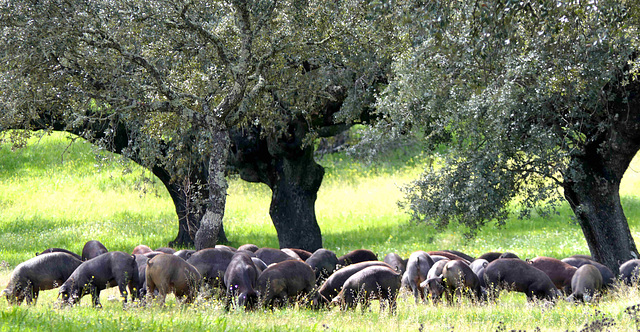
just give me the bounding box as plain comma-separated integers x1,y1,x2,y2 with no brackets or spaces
1,131,640,331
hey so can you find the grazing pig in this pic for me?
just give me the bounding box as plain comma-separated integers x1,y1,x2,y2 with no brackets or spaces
36,248,82,261
528,257,577,294
570,254,594,260
3,253,82,305
186,248,234,290
224,252,259,310
469,259,489,288
251,257,268,273
427,251,470,264
81,240,108,261
619,259,640,285
59,251,139,307
131,245,152,255
337,249,378,267
403,251,435,303
384,253,408,274
477,252,503,263
287,248,313,261
318,261,392,301
256,260,316,308
332,265,401,313
439,260,483,302
134,254,149,299
154,247,176,254
560,257,614,287
237,244,260,252
421,259,449,301
255,248,298,266
484,258,558,302
430,255,450,263
215,245,237,252
305,249,339,282
568,264,602,303
146,254,201,305
281,249,302,260
442,250,475,262
174,250,196,261
499,252,520,260
144,251,167,260
426,259,449,281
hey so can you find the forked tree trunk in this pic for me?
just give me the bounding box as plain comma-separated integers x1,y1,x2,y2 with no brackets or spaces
152,160,228,248
195,122,230,250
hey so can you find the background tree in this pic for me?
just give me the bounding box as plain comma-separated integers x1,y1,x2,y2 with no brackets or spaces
0,1,389,250
371,1,640,271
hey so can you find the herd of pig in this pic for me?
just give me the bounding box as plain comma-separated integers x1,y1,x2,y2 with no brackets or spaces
4,240,640,312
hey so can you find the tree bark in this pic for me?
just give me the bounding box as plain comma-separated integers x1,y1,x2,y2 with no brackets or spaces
564,167,638,274
229,118,326,251
195,121,230,250
268,143,324,251
563,79,640,273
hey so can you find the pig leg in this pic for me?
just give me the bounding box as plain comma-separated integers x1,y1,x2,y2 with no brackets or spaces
117,282,129,304
146,278,156,304
24,284,34,305
31,289,40,306
91,287,102,308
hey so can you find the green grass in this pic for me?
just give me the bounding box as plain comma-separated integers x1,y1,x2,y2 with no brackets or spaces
2,131,640,331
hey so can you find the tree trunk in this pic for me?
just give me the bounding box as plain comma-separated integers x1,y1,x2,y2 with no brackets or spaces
564,171,637,274
269,144,324,251
563,80,640,273
229,119,326,252
195,122,230,250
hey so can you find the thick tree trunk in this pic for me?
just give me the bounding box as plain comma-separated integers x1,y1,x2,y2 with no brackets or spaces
563,79,640,273
229,119,326,251
269,145,324,251
195,122,230,250
564,172,637,274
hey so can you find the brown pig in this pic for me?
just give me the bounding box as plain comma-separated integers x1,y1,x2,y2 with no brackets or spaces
145,254,201,305
337,249,378,267
131,245,152,255
528,257,577,294
484,258,558,302
256,260,316,308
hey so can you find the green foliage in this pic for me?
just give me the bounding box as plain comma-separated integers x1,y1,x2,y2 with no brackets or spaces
373,0,640,234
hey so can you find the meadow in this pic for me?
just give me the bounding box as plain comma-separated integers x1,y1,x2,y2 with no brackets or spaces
1,131,640,331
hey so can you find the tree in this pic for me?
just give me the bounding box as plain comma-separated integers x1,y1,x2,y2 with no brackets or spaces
0,1,388,250
374,1,640,272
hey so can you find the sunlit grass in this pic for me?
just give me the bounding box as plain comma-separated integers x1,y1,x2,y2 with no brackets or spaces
1,131,640,331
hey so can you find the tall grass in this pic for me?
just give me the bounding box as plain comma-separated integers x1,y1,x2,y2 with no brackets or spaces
1,131,640,331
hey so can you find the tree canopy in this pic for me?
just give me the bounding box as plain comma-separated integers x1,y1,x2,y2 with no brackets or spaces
370,0,640,270
0,0,392,250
